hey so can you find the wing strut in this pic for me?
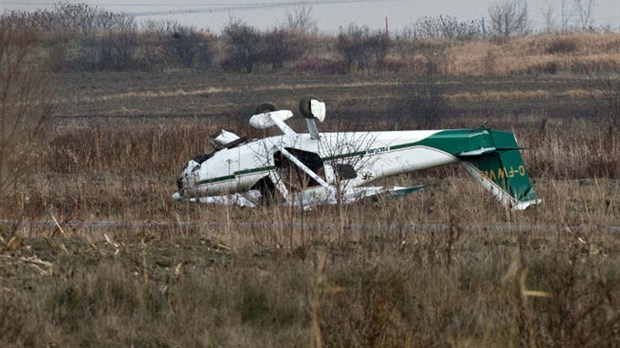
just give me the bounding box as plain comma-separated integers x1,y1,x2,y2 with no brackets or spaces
277,147,330,189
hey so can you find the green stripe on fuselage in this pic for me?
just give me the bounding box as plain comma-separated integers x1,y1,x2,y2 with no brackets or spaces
195,166,275,186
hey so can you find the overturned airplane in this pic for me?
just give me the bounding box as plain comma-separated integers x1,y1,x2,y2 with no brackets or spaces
173,97,541,210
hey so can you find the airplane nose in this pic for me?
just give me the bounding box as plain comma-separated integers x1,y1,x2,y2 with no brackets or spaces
177,160,203,194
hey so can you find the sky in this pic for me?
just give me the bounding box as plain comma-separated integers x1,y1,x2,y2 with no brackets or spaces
2,0,619,34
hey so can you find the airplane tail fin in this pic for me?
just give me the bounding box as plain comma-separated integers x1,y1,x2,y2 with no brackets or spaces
459,129,541,210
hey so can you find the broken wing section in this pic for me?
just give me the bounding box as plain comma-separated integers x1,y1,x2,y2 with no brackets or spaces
459,129,541,210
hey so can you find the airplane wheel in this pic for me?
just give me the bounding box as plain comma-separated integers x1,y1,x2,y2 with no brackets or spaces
255,102,277,114
299,96,318,119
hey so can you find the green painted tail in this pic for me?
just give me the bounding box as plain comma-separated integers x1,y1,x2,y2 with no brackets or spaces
459,129,541,210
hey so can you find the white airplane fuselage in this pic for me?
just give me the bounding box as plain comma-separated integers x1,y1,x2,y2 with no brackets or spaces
175,102,540,210
179,130,455,197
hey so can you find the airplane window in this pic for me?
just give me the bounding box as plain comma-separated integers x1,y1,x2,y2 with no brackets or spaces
334,164,357,180
274,148,326,191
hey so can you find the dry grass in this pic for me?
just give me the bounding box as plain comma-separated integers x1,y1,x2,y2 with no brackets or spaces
1,203,618,347
3,100,619,348
444,32,620,76
1,31,620,347
0,115,610,216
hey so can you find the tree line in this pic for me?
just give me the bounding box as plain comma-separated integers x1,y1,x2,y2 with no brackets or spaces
0,1,611,74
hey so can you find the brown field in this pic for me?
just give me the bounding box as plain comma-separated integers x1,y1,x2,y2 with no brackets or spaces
1,32,620,347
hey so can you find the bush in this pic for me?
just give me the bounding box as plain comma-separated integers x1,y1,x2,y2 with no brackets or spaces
167,23,210,69
337,24,391,72
546,36,578,54
94,30,138,70
409,15,482,41
262,28,311,71
222,20,261,73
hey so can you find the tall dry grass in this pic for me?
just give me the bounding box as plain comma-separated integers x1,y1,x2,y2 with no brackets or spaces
1,31,619,347
1,208,618,347
1,114,618,347
0,113,612,230
396,32,620,76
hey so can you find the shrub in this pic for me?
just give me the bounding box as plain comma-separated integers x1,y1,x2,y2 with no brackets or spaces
167,23,209,69
221,20,262,73
546,36,578,54
410,15,482,41
337,24,391,72
262,28,311,71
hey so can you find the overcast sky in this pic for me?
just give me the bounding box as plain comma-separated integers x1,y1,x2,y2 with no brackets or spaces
2,0,619,33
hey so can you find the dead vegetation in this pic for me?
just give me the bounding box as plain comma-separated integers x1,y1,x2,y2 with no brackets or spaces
1,203,618,347
0,107,618,346
1,8,620,346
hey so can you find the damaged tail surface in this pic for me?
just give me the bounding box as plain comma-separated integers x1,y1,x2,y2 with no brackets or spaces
459,129,541,210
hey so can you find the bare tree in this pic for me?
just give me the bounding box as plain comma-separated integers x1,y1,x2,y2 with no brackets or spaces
411,15,482,41
49,2,97,33
263,5,317,71
95,29,138,70
337,24,371,71
222,19,261,73
487,0,529,37
541,3,558,33
262,28,308,71
285,6,317,34
0,22,50,205
562,0,595,31
168,23,204,68
337,24,390,72
94,9,136,32
574,0,595,29
368,31,390,69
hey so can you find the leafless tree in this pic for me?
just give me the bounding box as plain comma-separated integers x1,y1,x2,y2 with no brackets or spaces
285,6,317,34
487,0,529,37
368,31,390,69
337,24,390,72
412,15,482,41
574,0,595,29
222,19,262,73
1,3,108,33
0,22,50,205
262,28,309,71
168,23,204,68
95,29,138,70
421,43,450,77
541,3,558,33
94,9,136,32
337,24,371,71
265,5,317,71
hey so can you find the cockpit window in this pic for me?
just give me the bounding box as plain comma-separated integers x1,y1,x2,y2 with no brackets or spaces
192,153,213,164
334,164,357,180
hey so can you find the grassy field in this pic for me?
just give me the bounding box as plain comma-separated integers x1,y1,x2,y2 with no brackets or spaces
1,32,620,346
